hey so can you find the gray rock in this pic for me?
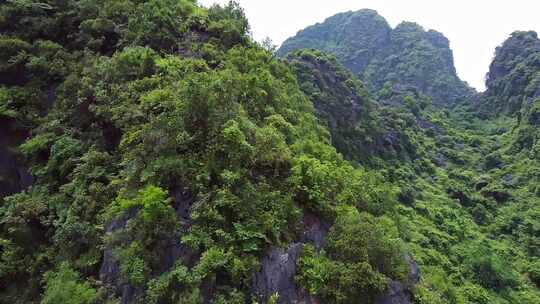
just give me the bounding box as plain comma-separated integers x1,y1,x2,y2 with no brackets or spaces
455,143,465,150
407,256,421,284
171,184,195,222
502,174,514,186
252,212,332,304
375,256,421,304
100,207,143,304
300,212,331,251
99,185,198,304
253,244,318,304
253,243,303,304
253,209,421,304
433,153,447,167
376,281,411,304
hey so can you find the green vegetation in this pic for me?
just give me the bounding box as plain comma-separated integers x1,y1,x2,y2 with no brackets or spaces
481,31,540,116
42,263,98,304
297,206,407,304
0,1,407,303
0,2,539,304
284,37,540,303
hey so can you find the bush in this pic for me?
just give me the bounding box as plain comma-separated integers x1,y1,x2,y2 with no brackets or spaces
297,206,408,303
42,263,98,304
398,185,417,206
527,259,540,287
297,245,387,304
484,152,503,170
463,243,520,289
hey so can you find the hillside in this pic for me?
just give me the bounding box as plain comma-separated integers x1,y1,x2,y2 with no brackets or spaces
0,2,539,304
279,10,540,303
285,48,540,304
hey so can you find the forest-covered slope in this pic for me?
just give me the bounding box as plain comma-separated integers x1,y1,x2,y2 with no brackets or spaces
0,2,539,304
281,14,540,304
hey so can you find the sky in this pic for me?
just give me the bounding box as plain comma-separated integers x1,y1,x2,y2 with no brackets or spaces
198,0,540,91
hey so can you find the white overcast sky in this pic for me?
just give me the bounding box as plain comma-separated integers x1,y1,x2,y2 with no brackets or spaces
198,0,540,91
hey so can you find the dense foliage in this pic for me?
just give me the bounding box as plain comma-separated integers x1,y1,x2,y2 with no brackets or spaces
0,1,407,303
0,2,539,304
285,49,382,164
297,206,408,304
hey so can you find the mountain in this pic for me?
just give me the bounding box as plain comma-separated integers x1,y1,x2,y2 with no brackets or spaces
1,2,539,304
285,49,429,166
283,33,540,304
278,9,475,107
278,9,392,75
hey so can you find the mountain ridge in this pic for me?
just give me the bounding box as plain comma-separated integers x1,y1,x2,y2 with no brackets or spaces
278,9,475,107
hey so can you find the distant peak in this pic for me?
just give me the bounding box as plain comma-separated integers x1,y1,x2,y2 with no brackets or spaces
509,30,539,40
486,30,540,89
498,30,540,52
394,21,425,32
351,8,383,17
277,9,473,106
325,8,390,27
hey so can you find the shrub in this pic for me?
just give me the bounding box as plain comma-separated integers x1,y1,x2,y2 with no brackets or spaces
297,206,408,303
42,263,98,304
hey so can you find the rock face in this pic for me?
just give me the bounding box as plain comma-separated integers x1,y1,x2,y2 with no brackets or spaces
252,212,422,304
278,10,474,107
278,9,391,75
286,50,423,165
376,281,412,304
286,51,368,128
252,243,322,304
253,243,305,304
100,207,143,304
0,118,32,198
252,212,331,304
486,31,540,89
100,185,198,303
300,212,331,251
286,50,379,163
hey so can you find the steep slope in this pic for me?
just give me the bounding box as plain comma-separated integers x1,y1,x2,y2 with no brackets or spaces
285,46,540,304
285,49,431,166
0,1,411,304
285,49,382,164
278,9,475,107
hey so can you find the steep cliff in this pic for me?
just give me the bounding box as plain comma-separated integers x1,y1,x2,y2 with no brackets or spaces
277,9,391,75
0,118,32,197
480,31,540,116
285,49,424,165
